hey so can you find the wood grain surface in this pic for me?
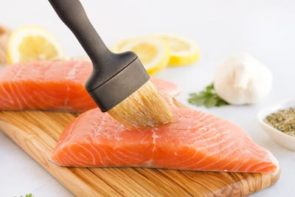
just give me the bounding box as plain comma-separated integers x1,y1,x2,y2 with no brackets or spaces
0,111,280,196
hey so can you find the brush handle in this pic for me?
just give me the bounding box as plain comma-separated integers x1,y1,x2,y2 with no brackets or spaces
48,0,112,67
49,0,150,112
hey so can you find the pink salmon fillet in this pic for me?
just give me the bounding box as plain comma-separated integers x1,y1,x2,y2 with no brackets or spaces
53,100,278,173
0,61,179,112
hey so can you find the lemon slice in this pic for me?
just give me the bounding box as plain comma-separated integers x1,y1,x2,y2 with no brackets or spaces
113,36,170,75
156,34,200,67
7,25,63,64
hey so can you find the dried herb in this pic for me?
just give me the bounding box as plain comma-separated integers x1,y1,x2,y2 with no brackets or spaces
265,107,295,136
188,83,229,108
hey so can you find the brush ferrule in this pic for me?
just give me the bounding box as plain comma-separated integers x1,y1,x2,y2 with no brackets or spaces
87,57,149,112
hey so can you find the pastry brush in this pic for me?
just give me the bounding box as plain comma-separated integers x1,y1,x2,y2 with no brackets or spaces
48,0,173,128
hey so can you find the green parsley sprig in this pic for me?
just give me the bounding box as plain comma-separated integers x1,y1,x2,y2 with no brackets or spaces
188,83,229,108
18,193,33,197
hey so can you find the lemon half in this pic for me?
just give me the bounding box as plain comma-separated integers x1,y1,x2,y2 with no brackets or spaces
7,25,63,64
156,34,200,67
113,36,170,75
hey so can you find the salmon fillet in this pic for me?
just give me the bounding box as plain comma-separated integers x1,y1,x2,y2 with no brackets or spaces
0,61,278,173
0,61,179,112
53,100,278,173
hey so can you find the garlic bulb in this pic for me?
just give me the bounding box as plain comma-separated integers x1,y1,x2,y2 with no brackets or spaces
214,53,272,105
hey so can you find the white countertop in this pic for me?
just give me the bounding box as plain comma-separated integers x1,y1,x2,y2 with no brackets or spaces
1,0,295,196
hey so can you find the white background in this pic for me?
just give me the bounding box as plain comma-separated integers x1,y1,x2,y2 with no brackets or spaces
1,0,295,196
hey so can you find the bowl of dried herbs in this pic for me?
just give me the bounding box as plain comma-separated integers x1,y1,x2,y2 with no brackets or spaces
258,99,295,151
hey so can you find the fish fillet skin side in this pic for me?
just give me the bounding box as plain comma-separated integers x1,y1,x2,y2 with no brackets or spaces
52,100,279,173
0,61,179,112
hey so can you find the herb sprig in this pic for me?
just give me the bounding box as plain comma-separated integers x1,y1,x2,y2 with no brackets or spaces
188,83,229,108
18,193,33,197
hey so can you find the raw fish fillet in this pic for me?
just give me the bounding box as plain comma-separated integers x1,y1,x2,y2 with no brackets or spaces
53,101,278,174
0,61,179,112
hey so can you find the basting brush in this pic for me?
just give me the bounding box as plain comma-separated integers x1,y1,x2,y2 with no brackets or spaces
49,0,173,128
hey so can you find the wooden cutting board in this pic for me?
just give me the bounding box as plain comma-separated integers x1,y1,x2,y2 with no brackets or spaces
0,111,279,196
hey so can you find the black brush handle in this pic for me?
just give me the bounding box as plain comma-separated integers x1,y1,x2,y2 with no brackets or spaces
49,0,149,111
49,0,112,68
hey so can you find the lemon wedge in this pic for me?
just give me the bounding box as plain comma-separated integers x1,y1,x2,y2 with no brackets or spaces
113,36,170,75
7,25,63,64
156,34,200,67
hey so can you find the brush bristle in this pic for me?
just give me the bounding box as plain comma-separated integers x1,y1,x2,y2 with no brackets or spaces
108,81,173,128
